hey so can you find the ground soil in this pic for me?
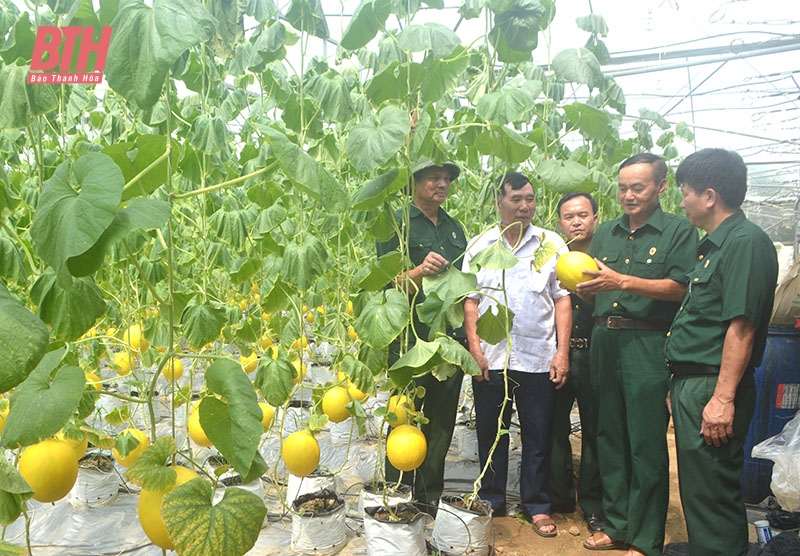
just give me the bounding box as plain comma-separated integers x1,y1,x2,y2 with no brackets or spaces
488,422,690,556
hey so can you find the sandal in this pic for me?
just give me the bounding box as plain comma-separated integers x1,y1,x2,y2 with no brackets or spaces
532,515,557,538
583,532,626,551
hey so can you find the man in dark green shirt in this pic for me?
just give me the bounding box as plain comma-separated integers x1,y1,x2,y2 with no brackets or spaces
665,148,778,556
376,158,468,510
577,154,697,556
548,192,604,533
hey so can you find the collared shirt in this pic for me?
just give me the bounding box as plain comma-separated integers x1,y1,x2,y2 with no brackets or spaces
588,205,698,323
665,211,778,368
463,224,569,373
376,204,468,341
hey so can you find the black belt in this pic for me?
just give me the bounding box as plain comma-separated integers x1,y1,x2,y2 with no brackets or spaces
595,316,669,330
668,362,720,376
570,337,589,349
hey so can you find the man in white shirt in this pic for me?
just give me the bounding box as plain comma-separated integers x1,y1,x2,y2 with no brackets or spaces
463,172,572,537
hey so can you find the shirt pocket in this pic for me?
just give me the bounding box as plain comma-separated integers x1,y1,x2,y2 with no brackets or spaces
686,262,721,315
631,251,666,279
409,238,435,267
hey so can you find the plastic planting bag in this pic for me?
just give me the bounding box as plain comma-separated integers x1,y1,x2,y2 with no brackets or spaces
751,411,800,511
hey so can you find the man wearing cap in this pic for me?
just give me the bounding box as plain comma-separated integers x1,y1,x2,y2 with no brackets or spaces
576,153,697,556
666,148,777,556
376,158,468,510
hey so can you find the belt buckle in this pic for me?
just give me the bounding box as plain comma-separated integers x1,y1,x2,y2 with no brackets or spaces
606,316,623,329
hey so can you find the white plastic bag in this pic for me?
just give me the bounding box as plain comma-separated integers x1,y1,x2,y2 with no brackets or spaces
751,411,800,511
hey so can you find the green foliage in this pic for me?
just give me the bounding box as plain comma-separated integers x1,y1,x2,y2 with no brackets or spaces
0,0,694,546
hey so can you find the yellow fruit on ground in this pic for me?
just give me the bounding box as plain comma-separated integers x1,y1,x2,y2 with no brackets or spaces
18,438,79,503
239,352,258,373
290,335,309,351
387,394,415,427
292,359,307,384
113,428,149,467
137,465,198,550
85,372,103,391
258,402,275,432
386,424,427,472
55,430,89,460
257,334,273,350
188,405,213,447
162,357,184,381
282,431,319,477
114,351,136,376
555,251,599,291
123,324,150,352
322,386,351,423
347,325,358,341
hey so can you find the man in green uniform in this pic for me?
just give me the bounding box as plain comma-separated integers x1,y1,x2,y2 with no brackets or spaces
376,158,468,511
577,153,697,556
548,192,605,533
666,148,778,556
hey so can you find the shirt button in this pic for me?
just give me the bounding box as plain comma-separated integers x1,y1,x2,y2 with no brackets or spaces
624,258,630,264
574,304,580,310
629,236,634,240
666,332,671,337
699,254,704,260
612,302,619,308
679,306,683,311
693,277,699,282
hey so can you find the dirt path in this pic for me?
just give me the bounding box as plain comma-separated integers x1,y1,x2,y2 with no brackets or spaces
489,422,689,555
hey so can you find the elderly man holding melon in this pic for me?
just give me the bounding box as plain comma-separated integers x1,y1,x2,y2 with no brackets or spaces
575,153,697,556
463,171,572,538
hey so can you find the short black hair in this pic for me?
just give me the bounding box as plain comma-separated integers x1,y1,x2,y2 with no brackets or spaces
619,153,667,185
556,192,598,217
675,148,747,208
495,172,532,199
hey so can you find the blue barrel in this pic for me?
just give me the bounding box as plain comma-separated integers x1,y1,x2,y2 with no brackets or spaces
741,325,800,504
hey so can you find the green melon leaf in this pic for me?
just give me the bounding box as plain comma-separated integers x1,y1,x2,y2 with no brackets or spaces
164,478,266,556
285,0,328,38
30,270,106,342
0,282,48,394
181,301,228,350
354,289,410,349
102,135,181,201
474,126,534,164
254,355,296,407
397,22,460,58
202,360,267,479
279,234,330,291
307,69,353,123
536,159,594,193
354,251,403,291
105,0,215,110
475,304,514,345
388,339,441,389
0,456,33,526
552,48,604,90
350,169,407,211
66,198,171,277
0,64,58,129
30,153,123,281
436,335,481,376
563,102,611,141
346,106,410,174
1,348,84,448
339,354,376,396
468,236,518,271
340,0,392,50
125,436,179,491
